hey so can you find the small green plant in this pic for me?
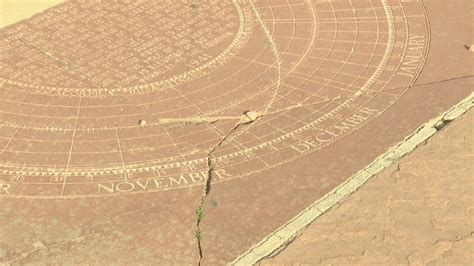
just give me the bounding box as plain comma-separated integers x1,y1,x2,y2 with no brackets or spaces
195,229,202,241
196,205,205,225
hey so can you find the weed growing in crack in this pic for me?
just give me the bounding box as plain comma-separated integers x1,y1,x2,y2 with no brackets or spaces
196,205,205,225
195,229,202,241
195,192,207,263
193,111,262,264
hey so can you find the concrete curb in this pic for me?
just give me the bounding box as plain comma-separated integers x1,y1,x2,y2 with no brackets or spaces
230,93,474,265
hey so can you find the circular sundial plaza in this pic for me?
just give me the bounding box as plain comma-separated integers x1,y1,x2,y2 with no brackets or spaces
0,0,429,198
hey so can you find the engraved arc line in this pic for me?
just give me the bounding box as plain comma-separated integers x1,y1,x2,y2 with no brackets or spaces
0,0,252,94
0,1,430,196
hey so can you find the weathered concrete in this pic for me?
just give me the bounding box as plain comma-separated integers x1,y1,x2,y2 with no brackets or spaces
263,109,473,265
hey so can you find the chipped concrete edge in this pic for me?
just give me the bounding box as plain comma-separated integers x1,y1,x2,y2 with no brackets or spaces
230,92,474,265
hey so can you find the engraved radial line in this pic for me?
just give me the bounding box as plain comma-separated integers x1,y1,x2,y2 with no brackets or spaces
0,0,431,198
60,97,83,196
226,0,316,143
163,127,187,163
300,0,338,106
0,127,21,155
115,126,128,181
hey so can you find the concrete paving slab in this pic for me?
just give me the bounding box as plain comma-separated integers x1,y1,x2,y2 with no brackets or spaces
262,108,473,265
0,0,472,264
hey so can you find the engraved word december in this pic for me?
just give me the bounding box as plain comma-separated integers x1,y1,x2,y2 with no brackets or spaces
291,107,379,153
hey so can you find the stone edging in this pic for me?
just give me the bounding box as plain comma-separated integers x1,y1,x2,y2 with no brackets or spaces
230,93,474,265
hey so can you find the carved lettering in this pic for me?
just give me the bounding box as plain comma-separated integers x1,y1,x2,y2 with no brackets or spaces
96,169,232,194
398,35,426,78
291,108,379,154
0,183,11,194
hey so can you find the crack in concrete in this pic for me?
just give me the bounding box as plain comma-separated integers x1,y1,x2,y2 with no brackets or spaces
2,230,101,264
4,17,472,265
262,233,302,260
406,232,472,266
3,203,178,264
4,31,340,266
233,93,473,265
195,110,261,265
15,37,105,90
415,74,474,87
318,249,367,264
384,74,474,93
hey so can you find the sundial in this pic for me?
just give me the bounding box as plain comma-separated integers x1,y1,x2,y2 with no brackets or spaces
0,0,472,264
0,0,429,198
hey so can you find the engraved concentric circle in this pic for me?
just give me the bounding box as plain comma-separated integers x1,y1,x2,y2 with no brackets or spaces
0,0,430,198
